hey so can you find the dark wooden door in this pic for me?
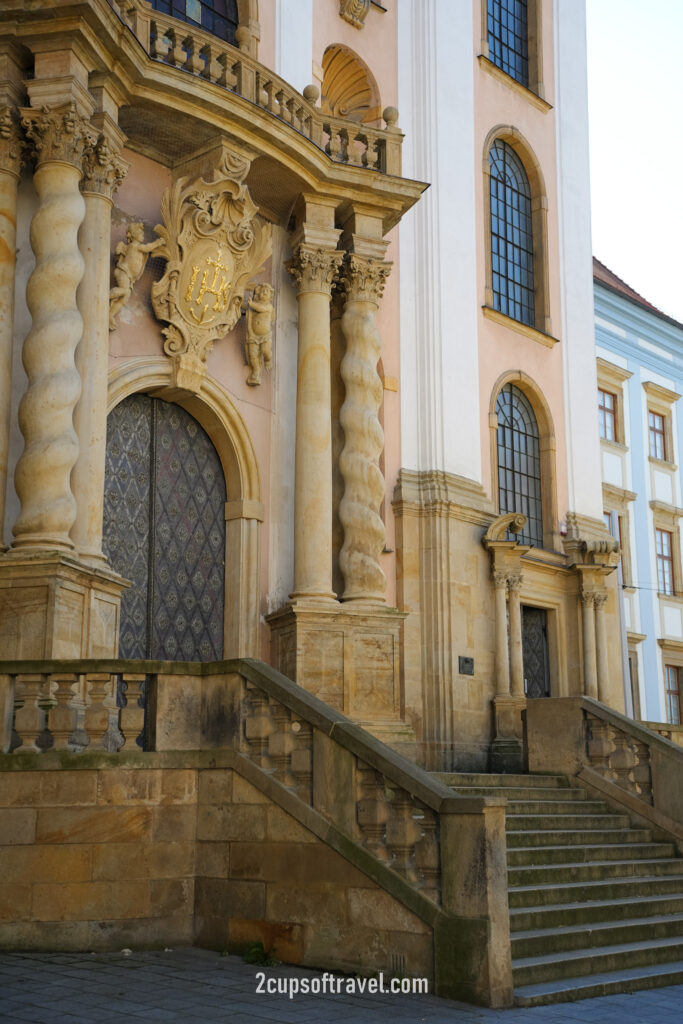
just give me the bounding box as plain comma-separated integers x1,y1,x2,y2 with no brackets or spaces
103,394,226,661
522,606,550,698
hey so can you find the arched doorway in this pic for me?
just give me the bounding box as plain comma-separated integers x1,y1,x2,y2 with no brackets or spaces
103,393,227,661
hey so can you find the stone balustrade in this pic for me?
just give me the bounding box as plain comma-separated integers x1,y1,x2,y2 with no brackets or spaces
1,657,506,914
106,0,401,175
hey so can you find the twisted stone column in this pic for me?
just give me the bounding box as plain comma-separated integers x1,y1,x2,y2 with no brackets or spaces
594,591,609,703
12,103,96,551
338,254,391,602
286,244,344,600
507,572,525,697
71,131,127,562
0,106,22,551
581,589,598,699
493,569,511,696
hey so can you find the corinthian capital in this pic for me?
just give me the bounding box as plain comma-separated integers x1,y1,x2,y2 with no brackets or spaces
81,133,128,199
21,102,97,170
492,569,509,589
0,105,23,176
593,592,608,610
286,244,344,295
580,589,597,608
341,253,392,305
507,572,524,594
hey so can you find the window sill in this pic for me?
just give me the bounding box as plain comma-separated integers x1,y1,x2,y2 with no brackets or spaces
657,592,683,604
649,456,678,471
600,438,629,453
482,306,558,348
477,56,552,113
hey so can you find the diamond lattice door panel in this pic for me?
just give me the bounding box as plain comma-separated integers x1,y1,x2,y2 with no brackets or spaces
103,394,226,661
522,605,550,698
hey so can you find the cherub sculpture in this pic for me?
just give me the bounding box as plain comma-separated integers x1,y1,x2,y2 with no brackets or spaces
245,283,275,385
109,222,163,330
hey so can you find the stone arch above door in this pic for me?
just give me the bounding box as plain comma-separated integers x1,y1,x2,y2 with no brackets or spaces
107,358,263,658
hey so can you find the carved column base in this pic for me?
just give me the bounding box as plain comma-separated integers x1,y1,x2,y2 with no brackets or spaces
490,694,527,773
267,600,415,758
0,552,126,658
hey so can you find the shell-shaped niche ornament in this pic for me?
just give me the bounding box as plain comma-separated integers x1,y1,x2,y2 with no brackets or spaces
150,150,272,392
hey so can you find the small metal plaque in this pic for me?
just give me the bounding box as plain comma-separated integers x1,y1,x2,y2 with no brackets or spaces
459,656,474,676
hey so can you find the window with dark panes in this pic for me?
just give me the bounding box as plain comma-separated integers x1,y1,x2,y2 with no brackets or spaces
648,409,666,460
487,0,529,87
150,0,238,44
656,528,675,595
598,388,617,442
489,139,535,328
665,665,681,725
496,383,542,547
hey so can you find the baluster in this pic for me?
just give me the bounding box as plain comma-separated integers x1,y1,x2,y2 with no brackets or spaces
200,43,221,82
631,739,653,802
362,135,379,170
216,54,237,90
150,23,171,62
356,760,390,861
385,786,422,882
120,673,146,749
85,673,123,752
326,127,342,161
262,80,276,113
586,715,616,778
47,673,78,751
243,684,273,770
268,700,296,787
165,29,186,68
290,720,313,802
609,730,637,791
13,674,50,753
68,674,90,752
274,90,288,122
347,131,363,166
182,34,204,76
413,803,440,903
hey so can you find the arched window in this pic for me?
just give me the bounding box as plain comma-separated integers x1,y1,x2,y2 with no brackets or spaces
150,0,238,45
489,138,535,327
487,0,529,87
496,383,542,547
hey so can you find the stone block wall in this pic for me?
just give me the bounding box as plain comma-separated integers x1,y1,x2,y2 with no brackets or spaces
0,754,433,983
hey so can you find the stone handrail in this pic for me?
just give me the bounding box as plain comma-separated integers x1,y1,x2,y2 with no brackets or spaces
526,696,683,843
107,0,402,175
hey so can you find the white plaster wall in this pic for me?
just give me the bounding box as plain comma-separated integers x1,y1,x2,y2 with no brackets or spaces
267,226,297,612
274,0,313,93
3,176,35,548
554,0,603,518
397,0,481,480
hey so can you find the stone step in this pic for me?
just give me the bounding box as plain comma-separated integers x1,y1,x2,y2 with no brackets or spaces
504,799,611,815
512,935,683,987
509,893,683,931
507,842,677,866
432,772,569,789
507,827,653,847
513,960,683,1007
508,858,683,887
511,913,683,957
448,785,589,800
507,812,632,831
508,874,683,909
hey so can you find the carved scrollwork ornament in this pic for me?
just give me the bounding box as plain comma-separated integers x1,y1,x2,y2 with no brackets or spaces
580,589,597,607
81,134,128,200
150,149,272,391
593,592,609,610
20,102,97,169
341,254,392,305
0,105,24,176
339,0,371,29
286,244,344,295
492,569,509,589
507,573,524,594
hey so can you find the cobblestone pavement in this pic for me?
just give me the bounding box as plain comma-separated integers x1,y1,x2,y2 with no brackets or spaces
1,948,681,1023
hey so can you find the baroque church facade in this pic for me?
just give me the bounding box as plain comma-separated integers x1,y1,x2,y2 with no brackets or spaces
3,0,680,1008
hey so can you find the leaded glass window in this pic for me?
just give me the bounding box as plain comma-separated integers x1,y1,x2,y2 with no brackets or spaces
489,139,535,327
487,0,529,87
496,383,543,547
150,0,238,44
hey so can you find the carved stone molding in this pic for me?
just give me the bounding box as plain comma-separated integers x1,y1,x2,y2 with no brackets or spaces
580,590,597,608
492,569,509,589
286,244,344,296
483,512,527,545
340,0,371,29
150,149,272,391
341,253,392,305
81,133,128,200
0,105,23,177
21,102,97,170
507,573,523,594
593,592,608,610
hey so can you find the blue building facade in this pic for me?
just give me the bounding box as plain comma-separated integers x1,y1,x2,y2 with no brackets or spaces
594,259,683,727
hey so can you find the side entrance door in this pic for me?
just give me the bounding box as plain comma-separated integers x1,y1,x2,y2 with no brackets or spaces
103,393,227,662
522,605,550,698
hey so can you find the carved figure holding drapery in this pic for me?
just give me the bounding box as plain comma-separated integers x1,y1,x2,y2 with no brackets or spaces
245,283,275,385
109,222,162,330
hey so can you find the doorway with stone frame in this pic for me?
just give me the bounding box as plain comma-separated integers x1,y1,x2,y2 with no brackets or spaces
522,605,551,698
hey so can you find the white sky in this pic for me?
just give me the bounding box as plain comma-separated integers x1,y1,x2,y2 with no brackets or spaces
585,0,683,323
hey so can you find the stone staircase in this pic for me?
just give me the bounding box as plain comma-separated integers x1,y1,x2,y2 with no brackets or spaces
433,771,683,1005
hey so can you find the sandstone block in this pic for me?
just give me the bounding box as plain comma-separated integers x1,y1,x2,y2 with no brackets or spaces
227,918,304,963
0,807,37,844
150,878,194,917
198,769,233,805
196,803,265,842
97,769,162,805
196,841,230,878
231,841,369,886
40,771,97,806
347,887,430,934
152,805,197,842
265,884,348,928
36,807,152,845
195,878,266,919
1,845,92,884
266,806,317,843
160,770,198,804
232,774,270,804
0,772,44,806
32,880,150,921
0,884,31,921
